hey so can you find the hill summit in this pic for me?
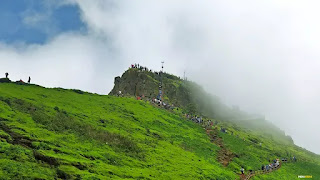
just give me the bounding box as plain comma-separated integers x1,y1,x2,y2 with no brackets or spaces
109,67,250,120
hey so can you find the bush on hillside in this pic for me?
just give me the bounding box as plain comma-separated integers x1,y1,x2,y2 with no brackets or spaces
0,78,11,83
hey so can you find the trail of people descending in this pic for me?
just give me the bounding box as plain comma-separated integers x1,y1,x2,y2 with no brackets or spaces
183,112,298,179
241,159,281,180
126,64,298,179
241,157,296,180
168,112,298,180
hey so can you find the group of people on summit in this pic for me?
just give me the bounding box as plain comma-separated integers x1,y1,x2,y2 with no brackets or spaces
131,64,152,72
3,72,31,84
130,63,169,79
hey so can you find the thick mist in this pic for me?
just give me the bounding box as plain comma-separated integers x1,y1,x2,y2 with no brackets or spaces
0,0,319,154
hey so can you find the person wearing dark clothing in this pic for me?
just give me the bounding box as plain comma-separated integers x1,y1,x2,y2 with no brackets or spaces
28,76,31,84
5,72,9,78
261,165,265,171
240,167,244,175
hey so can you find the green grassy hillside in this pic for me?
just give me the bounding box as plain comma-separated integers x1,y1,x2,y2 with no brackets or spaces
0,83,236,179
0,82,319,179
212,120,320,178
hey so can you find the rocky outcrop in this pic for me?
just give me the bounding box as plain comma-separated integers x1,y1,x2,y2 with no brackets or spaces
109,69,159,99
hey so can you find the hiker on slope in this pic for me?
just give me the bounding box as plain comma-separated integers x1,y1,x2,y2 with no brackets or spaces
266,165,270,171
240,167,244,175
28,76,31,84
5,72,8,78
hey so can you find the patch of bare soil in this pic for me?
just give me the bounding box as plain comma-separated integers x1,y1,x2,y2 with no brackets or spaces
206,128,235,166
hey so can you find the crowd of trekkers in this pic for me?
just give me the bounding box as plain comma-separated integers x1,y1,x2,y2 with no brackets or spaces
239,156,297,176
131,92,176,111
261,159,281,172
184,113,206,124
151,98,177,110
130,63,179,80
1,72,31,84
131,64,152,72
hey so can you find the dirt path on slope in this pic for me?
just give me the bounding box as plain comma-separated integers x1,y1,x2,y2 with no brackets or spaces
206,128,234,166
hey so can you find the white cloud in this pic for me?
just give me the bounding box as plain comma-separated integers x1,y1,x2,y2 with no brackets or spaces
0,33,119,93
1,0,320,154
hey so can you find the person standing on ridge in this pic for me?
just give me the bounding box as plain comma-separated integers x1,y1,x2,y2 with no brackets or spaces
28,76,31,84
5,72,8,78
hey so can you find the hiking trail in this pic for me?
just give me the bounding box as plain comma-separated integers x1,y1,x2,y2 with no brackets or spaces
240,160,285,180
206,128,234,166
204,125,291,180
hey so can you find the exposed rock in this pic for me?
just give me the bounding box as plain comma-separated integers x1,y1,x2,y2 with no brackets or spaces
109,68,250,120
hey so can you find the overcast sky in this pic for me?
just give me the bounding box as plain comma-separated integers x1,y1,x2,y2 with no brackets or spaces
0,0,319,154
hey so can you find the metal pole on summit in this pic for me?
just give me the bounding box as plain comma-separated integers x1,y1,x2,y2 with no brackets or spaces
158,61,164,101
161,61,164,72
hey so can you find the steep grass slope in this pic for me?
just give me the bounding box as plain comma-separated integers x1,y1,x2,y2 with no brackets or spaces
0,83,235,179
212,119,320,179
0,81,319,180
